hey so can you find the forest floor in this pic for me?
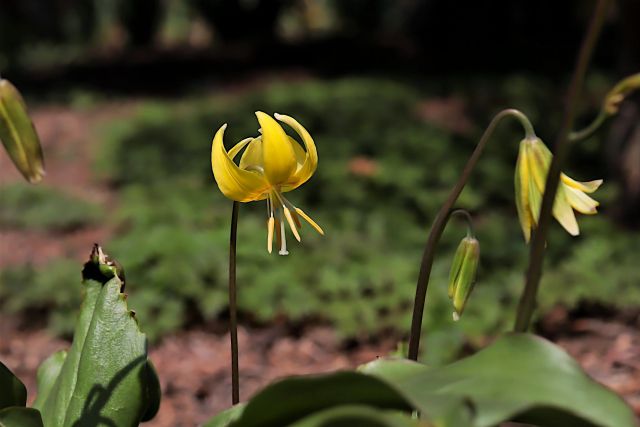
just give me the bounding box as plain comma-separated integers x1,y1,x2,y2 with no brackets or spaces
0,102,639,426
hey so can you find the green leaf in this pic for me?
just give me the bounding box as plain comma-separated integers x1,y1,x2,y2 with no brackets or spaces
365,334,637,427
288,405,420,427
140,360,161,422
0,407,44,427
202,404,246,427
37,246,160,426
33,351,67,410
0,362,26,409
358,358,428,383
227,372,412,427
0,79,45,183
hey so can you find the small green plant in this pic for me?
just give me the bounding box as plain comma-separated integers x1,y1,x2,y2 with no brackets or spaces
203,0,639,424
2,1,640,426
0,246,160,427
0,184,102,231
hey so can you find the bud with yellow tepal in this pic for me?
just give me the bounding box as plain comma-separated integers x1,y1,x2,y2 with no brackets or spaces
448,236,480,321
0,78,45,183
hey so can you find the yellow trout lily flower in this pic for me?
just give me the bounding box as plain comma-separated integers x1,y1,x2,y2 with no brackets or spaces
211,112,324,255
515,137,602,242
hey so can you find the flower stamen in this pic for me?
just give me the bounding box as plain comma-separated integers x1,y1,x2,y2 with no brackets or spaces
283,207,301,242
294,208,324,235
278,211,289,256
267,217,275,254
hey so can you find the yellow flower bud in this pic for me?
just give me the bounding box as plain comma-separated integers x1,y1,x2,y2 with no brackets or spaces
448,236,480,320
0,78,45,183
604,73,640,115
514,137,602,242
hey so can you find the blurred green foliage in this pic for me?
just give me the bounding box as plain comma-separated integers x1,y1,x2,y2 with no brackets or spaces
0,184,102,231
1,77,638,364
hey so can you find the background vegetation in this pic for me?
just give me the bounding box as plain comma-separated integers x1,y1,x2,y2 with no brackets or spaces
2,74,638,363
1,0,639,368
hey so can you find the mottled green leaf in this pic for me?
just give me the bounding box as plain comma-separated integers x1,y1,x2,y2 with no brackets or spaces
227,372,412,427
288,405,420,427
364,334,637,427
0,362,26,409
202,404,245,427
33,351,66,410
0,407,43,427
37,246,160,426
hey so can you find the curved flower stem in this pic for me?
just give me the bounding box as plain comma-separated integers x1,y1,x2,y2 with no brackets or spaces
568,109,609,142
451,208,475,237
514,0,610,333
229,201,240,404
407,109,535,361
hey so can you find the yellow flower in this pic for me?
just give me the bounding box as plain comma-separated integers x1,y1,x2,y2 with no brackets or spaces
211,112,324,255
515,137,602,242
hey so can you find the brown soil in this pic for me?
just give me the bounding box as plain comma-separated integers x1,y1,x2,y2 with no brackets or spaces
1,314,639,427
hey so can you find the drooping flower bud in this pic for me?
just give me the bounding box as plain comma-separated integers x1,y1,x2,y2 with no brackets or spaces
603,73,640,115
0,78,45,183
448,236,480,320
514,137,602,242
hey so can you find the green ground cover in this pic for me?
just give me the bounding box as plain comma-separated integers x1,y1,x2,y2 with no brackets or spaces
2,76,638,363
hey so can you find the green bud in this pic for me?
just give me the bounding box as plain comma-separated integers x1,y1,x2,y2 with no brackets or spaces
448,236,479,320
0,78,45,183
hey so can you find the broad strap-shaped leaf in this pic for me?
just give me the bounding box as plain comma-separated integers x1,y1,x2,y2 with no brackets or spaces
288,405,422,427
226,372,412,427
202,404,246,427
32,351,66,410
37,245,160,427
0,407,44,427
0,79,45,183
0,362,26,409
139,360,161,422
363,334,637,427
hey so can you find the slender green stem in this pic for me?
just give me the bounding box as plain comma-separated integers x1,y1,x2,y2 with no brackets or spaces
407,109,535,361
514,0,610,332
451,208,475,237
229,201,240,404
568,109,609,142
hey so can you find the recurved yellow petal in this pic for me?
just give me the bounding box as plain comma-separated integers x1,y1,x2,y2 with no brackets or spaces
275,113,318,191
564,185,599,214
561,174,602,193
228,137,253,160
211,124,269,202
239,137,263,171
552,185,580,236
0,79,45,183
256,111,296,185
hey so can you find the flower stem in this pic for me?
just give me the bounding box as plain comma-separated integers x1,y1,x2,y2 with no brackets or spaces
451,208,475,238
568,109,609,142
228,201,240,404
408,109,534,361
514,0,610,333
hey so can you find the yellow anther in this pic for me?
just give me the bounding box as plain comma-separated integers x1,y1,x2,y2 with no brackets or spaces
283,207,301,242
295,208,324,235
